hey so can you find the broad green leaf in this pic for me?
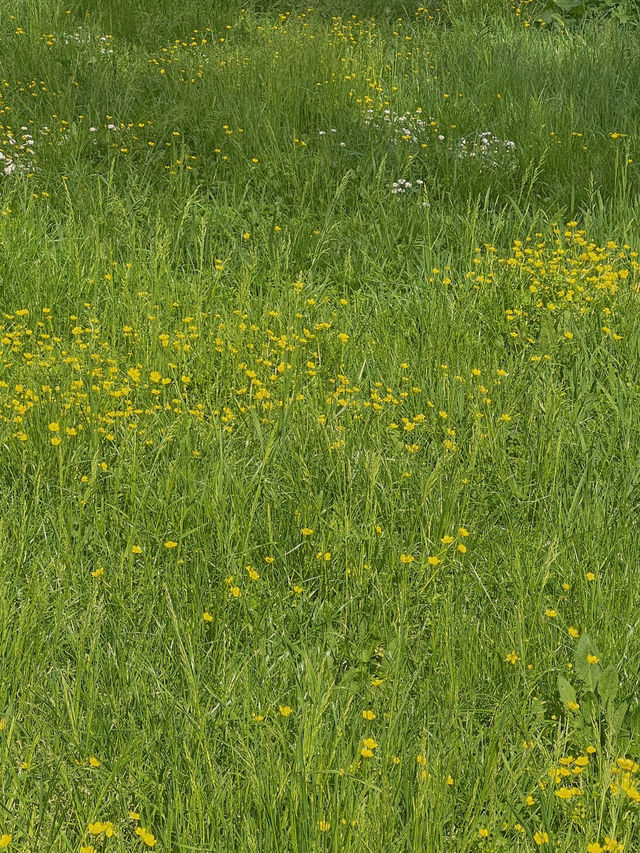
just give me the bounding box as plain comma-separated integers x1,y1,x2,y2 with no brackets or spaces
611,702,628,737
580,691,598,725
574,633,602,685
598,666,618,705
557,675,577,707
629,706,640,739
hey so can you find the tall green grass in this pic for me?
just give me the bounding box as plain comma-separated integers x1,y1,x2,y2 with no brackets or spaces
0,3,639,851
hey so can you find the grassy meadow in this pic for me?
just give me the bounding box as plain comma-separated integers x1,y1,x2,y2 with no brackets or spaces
2,0,640,850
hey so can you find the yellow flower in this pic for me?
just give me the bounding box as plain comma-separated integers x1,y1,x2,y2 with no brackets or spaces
48,422,59,431
362,709,375,720
427,556,441,566
132,545,143,554
586,653,600,665
0,836,11,849
80,847,96,853
478,828,489,838
135,827,157,847
505,651,519,665
203,612,213,622
587,844,603,853
362,737,378,750
585,572,595,581
337,333,349,343
400,554,414,564
279,705,292,717
164,540,178,549
51,436,62,446
300,527,313,536
318,820,330,831
88,821,115,837
149,371,162,382
457,543,467,554
89,756,100,767
128,812,140,820
91,567,104,578
230,586,241,598
568,626,579,638
567,701,580,711
533,830,549,845
554,786,574,799
440,535,454,545
361,747,374,758
459,527,469,537
544,609,557,618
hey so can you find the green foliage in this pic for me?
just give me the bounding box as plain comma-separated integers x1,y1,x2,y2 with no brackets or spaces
557,634,638,752
538,0,640,25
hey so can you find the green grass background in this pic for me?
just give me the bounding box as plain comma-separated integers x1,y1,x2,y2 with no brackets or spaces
0,1,639,850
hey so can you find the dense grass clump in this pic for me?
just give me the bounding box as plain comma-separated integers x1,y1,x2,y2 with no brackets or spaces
1,2,640,851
